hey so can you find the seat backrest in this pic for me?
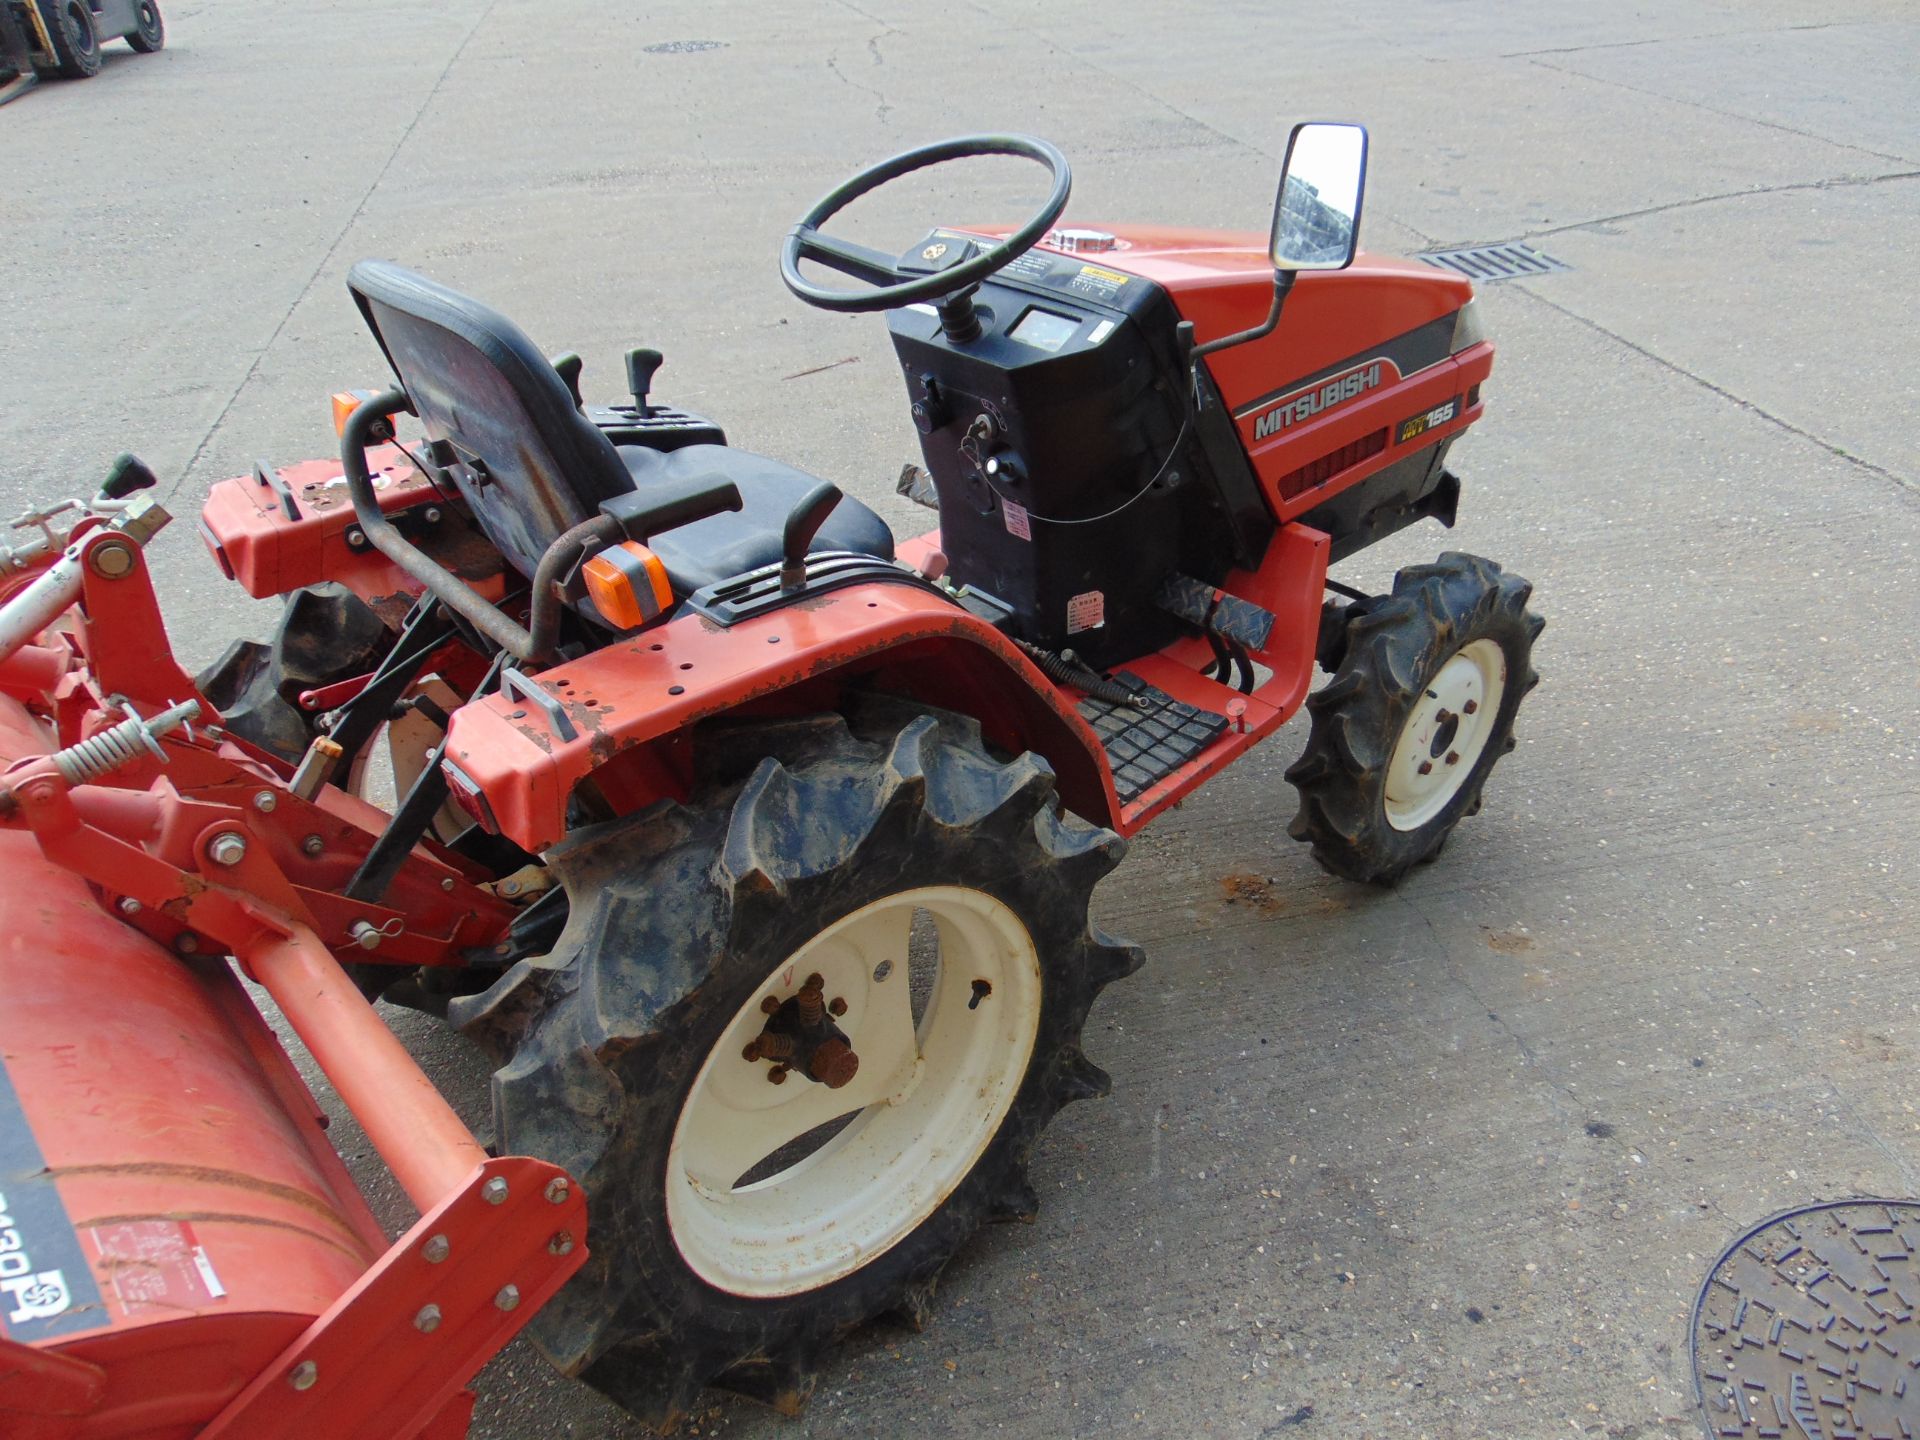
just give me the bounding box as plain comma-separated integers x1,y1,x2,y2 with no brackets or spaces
347,260,632,580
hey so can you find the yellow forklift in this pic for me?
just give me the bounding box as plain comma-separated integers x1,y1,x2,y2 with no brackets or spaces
0,0,163,103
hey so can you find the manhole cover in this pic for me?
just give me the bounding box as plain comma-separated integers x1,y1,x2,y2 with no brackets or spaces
642,39,726,54
1690,1199,1918,1439
1418,243,1568,282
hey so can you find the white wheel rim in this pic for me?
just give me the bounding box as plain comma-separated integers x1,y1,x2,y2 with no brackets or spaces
666,885,1042,1298
1383,638,1507,832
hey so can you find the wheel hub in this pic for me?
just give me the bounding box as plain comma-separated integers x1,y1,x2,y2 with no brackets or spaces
1383,638,1507,832
665,885,1043,1298
741,972,861,1088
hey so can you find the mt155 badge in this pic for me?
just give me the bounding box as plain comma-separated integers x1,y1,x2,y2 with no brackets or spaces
1250,360,1390,441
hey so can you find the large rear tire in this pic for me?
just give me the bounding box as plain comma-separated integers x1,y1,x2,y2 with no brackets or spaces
1286,552,1542,884
452,702,1140,1428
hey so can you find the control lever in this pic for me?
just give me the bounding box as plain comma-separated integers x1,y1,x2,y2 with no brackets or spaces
625,347,665,417
550,352,585,408
100,453,159,501
780,482,843,591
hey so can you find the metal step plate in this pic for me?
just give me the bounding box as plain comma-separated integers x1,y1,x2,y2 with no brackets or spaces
1418,243,1568,282
1690,1199,1918,1439
1078,675,1229,806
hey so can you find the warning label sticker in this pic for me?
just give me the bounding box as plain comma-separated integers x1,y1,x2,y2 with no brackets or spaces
90,1219,225,1318
1003,499,1031,541
1068,265,1131,302
1066,590,1106,634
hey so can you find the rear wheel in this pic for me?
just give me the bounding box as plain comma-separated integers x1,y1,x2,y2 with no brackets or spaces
126,1,164,52
45,0,101,78
1287,552,1542,883
453,703,1139,1428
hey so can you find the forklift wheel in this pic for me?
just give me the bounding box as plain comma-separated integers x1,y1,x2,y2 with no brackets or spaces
1286,552,1542,884
454,701,1140,1428
127,1,164,53
45,0,101,78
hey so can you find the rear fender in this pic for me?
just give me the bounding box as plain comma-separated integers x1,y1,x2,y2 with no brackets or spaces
439,581,1118,852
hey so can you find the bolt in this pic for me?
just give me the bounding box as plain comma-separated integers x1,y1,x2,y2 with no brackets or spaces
117,896,142,916
544,1177,570,1205
548,1231,576,1256
828,996,848,1017
345,526,367,549
301,834,325,857
174,933,199,955
501,879,522,896
1445,751,1461,766
1463,699,1479,715
482,1176,509,1206
1417,760,1434,776
1434,708,1455,726
414,1304,443,1333
88,539,137,579
288,1360,318,1391
422,1234,450,1263
795,973,826,1025
495,1285,521,1312
440,876,455,892
767,1065,790,1085
252,789,277,813
206,831,248,866
424,507,442,523
760,995,781,1015
809,1037,860,1090
745,1032,795,1064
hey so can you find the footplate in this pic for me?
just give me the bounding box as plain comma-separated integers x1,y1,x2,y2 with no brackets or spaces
1078,675,1229,805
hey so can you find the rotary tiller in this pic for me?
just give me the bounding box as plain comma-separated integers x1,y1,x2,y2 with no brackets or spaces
0,125,1540,1436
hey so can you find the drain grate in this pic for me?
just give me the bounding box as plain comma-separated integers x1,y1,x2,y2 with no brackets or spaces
1418,243,1568,281
642,39,726,54
1690,1199,1918,1440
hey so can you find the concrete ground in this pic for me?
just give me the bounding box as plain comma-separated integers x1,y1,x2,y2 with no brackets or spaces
4,1,1917,1435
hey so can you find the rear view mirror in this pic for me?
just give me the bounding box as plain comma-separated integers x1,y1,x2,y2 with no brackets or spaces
1270,122,1368,272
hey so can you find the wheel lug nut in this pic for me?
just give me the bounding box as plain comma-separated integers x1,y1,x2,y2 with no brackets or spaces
1463,699,1479,715
1445,751,1461,766
828,996,847,1017
767,1065,789,1085
1435,708,1454,725
760,996,780,1015
1417,760,1433,776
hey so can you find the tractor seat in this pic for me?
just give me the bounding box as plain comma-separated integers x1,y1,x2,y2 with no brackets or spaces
619,444,895,596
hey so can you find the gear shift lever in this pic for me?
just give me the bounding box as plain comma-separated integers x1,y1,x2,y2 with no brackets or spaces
625,348,664,418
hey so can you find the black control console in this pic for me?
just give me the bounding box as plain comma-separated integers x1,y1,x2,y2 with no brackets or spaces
887,235,1269,668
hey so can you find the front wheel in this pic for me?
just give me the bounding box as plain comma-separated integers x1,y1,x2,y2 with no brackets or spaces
453,702,1140,1427
1286,552,1542,884
45,0,101,77
126,1,164,53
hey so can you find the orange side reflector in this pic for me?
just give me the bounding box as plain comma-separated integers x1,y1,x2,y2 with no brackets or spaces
582,542,674,630
331,389,378,438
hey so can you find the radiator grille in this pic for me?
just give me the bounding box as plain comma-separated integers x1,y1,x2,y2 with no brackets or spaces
1278,428,1388,501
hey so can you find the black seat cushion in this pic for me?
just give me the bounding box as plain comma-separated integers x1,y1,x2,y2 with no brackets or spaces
618,444,894,594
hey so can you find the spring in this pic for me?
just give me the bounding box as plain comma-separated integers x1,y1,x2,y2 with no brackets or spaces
1015,640,1148,709
51,700,200,784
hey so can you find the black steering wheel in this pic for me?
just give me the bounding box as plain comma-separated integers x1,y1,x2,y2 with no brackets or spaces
780,134,1072,313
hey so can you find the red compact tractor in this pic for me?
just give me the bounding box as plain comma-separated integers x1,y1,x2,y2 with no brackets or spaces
0,125,1539,1435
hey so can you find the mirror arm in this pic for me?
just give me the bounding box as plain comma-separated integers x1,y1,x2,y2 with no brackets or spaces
1192,270,1295,361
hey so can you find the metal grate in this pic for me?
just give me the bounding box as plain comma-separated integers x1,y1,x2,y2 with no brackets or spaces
1418,243,1568,281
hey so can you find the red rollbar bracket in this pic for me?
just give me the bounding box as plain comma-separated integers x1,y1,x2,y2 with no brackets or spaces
196,1154,588,1440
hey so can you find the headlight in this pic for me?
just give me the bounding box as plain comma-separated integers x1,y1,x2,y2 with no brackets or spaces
1450,298,1486,354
